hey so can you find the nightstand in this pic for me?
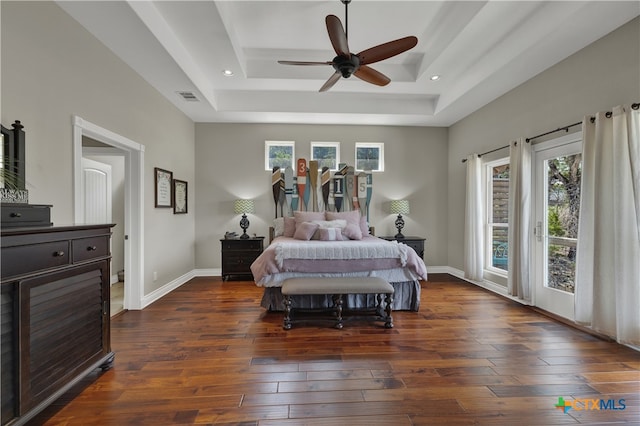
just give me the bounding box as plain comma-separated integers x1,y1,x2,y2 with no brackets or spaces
379,236,425,259
220,237,264,281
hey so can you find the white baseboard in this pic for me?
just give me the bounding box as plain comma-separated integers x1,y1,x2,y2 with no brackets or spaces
140,270,197,309
440,266,531,305
134,266,528,311
194,268,221,277
110,274,118,285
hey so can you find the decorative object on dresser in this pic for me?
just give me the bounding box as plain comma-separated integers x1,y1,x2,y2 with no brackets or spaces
1,224,115,426
1,120,26,202
220,236,264,281
234,199,255,239
1,120,53,229
154,167,173,208
390,199,410,239
172,179,188,214
379,235,425,260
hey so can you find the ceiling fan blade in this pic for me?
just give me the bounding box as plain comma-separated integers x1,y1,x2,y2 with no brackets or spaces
278,60,333,66
325,15,350,57
353,65,390,86
319,71,342,92
357,36,418,65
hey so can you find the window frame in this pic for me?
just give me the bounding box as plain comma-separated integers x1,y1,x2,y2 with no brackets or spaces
355,142,384,172
264,140,295,171
310,141,340,171
484,157,510,276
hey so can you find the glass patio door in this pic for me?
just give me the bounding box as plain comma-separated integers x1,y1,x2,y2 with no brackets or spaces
532,134,582,320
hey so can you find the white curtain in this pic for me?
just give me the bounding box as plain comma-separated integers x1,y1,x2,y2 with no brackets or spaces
464,154,484,281
575,104,640,346
507,138,532,302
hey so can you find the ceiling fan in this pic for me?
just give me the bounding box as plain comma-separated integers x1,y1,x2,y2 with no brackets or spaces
278,0,418,92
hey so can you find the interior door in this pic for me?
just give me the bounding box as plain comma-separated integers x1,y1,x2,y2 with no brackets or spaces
532,135,582,320
82,157,112,224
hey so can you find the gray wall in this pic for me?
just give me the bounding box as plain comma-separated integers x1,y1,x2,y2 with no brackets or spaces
1,1,196,295
447,16,640,271
194,123,448,269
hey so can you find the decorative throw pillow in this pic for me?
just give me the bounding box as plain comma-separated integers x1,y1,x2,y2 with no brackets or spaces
311,219,348,229
326,210,363,239
283,216,296,237
315,227,344,241
273,217,284,237
293,221,319,241
294,211,325,227
360,215,370,236
341,222,363,240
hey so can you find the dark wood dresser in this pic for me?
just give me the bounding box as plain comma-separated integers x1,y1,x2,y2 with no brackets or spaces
220,237,264,281
1,224,115,426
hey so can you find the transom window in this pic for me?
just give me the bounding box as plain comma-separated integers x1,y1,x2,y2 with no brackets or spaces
265,141,295,171
310,142,340,171
355,142,384,172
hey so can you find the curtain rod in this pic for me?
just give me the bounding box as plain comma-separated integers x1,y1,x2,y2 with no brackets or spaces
525,121,582,143
462,102,639,163
461,144,509,163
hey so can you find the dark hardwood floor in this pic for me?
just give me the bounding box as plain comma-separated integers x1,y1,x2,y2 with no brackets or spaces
30,274,639,425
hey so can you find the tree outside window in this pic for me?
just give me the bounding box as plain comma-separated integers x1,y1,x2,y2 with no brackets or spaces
355,143,384,172
311,142,340,170
486,159,509,273
265,141,295,170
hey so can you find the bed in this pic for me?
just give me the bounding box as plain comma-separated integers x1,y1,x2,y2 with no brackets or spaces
250,212,428,311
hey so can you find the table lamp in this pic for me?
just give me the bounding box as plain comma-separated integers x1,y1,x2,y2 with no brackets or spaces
390,199,410,239
234,199,255,239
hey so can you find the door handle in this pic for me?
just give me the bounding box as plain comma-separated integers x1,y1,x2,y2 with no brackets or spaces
535,221,543,242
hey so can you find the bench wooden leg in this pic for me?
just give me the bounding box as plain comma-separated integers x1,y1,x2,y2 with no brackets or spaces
333,294,344,329
283,295,293,330
384,293,394,329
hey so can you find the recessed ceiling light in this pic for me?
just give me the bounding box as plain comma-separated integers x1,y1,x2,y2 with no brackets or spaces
430,75,440,81
222,69,234,77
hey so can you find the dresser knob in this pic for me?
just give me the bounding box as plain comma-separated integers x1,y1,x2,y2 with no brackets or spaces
53,251,65,257
87,246,97,251
10,212,22,218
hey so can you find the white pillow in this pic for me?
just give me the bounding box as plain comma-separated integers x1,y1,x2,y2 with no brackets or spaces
311,219,348,229
273,217,285,237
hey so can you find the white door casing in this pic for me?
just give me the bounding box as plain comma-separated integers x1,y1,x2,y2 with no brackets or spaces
73,116,145,310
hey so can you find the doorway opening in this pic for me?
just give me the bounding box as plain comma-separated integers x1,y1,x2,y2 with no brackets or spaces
72,116,145,311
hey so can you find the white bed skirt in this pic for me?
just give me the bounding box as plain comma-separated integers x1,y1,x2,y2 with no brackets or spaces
260,280,421,312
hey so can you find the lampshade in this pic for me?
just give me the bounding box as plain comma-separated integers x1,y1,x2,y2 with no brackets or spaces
390,199,410,215
234,199,255,214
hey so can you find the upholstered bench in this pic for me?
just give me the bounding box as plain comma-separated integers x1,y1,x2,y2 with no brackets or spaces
281,277,394,330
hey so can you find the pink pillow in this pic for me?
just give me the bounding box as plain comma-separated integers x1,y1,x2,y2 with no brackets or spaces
315,227,344,241
293,221,319,240
341,222,363,240
283,217,296,237
294,211,325,227
360,215,369,236
326,210,363,239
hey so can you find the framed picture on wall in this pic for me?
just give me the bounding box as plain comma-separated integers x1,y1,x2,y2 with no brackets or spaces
154,167,173,208
173,179,188,214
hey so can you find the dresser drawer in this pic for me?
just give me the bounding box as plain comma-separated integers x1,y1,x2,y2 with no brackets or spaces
72,236,109,263
222,239,263,251
0,204,52,228
223,253,260,272
1,241,70,279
